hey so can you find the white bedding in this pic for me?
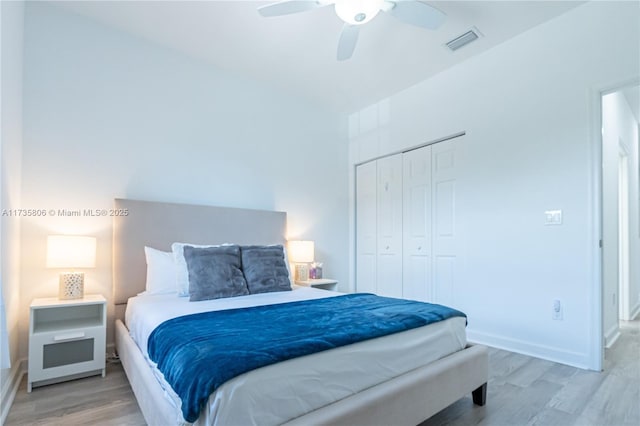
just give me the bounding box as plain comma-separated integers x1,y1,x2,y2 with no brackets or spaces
125,286,467,426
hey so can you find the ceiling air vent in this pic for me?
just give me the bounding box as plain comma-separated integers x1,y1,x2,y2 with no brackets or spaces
446,28,480,52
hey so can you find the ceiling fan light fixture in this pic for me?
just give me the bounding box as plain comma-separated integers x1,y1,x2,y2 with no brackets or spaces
334,0,384,25
257,0,447,61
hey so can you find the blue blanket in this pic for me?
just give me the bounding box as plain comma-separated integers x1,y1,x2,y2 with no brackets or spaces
147,293,466,422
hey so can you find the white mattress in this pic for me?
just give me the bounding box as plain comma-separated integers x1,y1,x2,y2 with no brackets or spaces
125,287,467,426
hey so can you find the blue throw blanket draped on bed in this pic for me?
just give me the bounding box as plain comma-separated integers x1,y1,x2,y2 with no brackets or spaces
147,293,466,422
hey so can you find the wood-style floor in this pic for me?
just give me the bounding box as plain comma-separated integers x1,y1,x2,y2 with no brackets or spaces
5,361,145,426
6,320,639,426
421,320,639,426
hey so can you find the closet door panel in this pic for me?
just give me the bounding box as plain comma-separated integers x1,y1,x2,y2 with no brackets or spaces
432,139,459,306
376,154,403,298
356,161,377,294
402,146,432,301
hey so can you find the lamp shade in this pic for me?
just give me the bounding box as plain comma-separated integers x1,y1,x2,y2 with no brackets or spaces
288,240,315,263
46,235,96,268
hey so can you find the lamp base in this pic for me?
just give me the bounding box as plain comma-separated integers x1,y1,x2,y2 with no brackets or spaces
59,272,84,300
294,264,309,282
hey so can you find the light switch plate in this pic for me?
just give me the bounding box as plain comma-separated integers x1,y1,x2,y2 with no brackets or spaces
545,210,562,225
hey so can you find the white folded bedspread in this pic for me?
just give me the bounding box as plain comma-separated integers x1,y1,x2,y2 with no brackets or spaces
125,287,467,425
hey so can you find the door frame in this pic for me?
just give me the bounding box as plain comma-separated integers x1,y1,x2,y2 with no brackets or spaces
618,144,630,320
591,77,640,371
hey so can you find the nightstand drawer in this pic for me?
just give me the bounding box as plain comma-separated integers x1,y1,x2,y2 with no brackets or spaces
29,327,105,384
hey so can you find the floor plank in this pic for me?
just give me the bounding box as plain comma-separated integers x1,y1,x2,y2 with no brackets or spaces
7,321,639,425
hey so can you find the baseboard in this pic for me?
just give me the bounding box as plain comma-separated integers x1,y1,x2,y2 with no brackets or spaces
467,328,591,370
1,358,26,424
604,324,621,348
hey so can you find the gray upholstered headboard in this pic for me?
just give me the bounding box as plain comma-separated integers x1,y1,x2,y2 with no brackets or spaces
112,199,287,305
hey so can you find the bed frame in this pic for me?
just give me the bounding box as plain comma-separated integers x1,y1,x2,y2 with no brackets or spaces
113,198,488,425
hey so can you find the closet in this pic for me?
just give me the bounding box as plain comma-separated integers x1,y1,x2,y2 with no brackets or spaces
355,136,461,304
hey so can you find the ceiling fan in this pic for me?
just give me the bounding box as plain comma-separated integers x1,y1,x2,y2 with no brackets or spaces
257,0,446,61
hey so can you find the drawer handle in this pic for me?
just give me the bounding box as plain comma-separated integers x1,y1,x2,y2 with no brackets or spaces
53,332,85,342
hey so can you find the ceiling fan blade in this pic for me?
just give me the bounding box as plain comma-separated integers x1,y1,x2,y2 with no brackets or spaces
386,0,446,30
337,24,360,61
258,1,324,17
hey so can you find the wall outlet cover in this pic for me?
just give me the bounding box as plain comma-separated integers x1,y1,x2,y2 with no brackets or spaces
545,210,562,225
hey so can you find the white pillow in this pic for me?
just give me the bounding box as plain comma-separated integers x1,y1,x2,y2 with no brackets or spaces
142,246,178,295
171,242,231,297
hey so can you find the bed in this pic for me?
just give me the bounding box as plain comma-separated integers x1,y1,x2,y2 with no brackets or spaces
113,198,488,425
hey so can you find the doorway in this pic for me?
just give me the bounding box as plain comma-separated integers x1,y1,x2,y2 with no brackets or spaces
601,84,639,356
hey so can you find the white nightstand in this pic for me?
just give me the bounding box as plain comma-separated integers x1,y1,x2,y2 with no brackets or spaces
28,295,106,392
295,278,338,291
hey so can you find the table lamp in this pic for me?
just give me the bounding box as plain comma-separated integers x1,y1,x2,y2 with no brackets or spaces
46,235,96,300
288,240,314,282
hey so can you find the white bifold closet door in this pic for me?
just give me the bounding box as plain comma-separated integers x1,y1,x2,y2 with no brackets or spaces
431,140,460,307
356,161,378,294
356,136,461,304
376,154,403,298
402,146,433,301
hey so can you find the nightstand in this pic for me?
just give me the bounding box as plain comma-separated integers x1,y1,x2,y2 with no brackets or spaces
295,278,338,291
28,295,106,392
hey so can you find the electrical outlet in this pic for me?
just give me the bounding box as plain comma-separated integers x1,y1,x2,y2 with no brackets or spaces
552,299,563,320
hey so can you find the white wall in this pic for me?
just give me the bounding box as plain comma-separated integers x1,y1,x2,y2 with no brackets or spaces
602,90,640,342
18,2,348,358
349,1,639,369
1,0,25,420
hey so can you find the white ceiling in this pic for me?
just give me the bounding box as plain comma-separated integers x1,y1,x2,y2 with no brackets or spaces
53,0,585,113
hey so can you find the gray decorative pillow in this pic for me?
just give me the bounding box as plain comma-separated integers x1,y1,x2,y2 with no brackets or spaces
241,245,292,294
183,245,249,301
